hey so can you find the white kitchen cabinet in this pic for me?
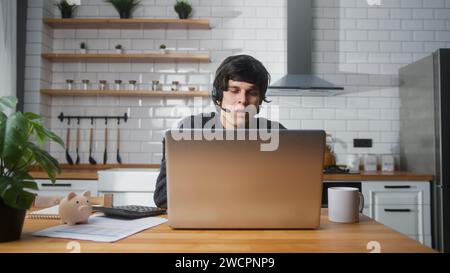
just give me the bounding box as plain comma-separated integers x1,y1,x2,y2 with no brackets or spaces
361,181,432,247
34,179,98,197
97,168,159,206
101,192,156,207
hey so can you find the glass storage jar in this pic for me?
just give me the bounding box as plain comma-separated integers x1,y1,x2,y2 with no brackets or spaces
171,81,179,91
82,79,90,90
99,80,108,90
66,79,74,90
114,80,122,90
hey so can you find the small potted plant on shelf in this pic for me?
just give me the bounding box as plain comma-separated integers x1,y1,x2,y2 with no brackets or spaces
159,44,167,54
105,0,141,19
115,44,123,54
80,42,87,54
174,0,192,19
56,0,78,19
0,96,63,242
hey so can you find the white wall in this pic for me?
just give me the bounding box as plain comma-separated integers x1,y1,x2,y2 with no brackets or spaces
0,0,16,98
24,0,450,167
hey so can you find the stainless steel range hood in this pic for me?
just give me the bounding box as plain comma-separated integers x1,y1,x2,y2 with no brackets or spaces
268,0,344,96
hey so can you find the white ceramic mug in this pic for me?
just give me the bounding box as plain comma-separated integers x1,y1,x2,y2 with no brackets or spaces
328,187,364,223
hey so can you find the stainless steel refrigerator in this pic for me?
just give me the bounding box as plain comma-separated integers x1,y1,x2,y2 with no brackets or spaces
400,49,450,252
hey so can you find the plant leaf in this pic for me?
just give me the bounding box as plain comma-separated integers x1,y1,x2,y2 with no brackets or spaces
0,176,13,196
29,120,64,147
0,96,17,112
0,112,7,157
1,172,37,210
2,181,36,210
24,142,61,182
1,112,30,166
23,112,41,121
105,0,140,16
1,97,61,209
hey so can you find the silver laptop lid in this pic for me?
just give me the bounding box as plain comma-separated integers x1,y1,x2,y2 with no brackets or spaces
165,129,325,229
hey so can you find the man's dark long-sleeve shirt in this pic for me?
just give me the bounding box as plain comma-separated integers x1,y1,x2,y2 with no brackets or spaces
153,112,286,208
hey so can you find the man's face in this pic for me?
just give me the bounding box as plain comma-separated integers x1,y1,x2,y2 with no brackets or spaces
219,80,261,128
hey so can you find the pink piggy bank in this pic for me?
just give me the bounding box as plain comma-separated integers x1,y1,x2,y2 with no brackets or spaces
59,191,92,225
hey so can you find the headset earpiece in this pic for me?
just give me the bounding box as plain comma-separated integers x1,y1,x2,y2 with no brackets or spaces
212,86,221,106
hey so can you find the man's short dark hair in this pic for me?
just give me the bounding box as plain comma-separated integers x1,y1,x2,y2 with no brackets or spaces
212,55,271,105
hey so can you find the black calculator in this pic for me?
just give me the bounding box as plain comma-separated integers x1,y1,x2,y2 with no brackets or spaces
93,205,166,219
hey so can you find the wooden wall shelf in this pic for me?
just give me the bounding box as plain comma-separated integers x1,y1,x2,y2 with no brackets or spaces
43,18,211,29
41,53,211,63
41,89,210,97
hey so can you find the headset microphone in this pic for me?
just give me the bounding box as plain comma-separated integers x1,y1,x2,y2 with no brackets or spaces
214,101,232,113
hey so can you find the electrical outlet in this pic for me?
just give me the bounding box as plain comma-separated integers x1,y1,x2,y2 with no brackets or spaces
353,139,372,148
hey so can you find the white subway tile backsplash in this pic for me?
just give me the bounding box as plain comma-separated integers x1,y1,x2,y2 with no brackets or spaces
346,8,368,19
347,120,369,131
23,0,450,163
188,74,211,84
436,31,450,41
313,108,335,119
301,120,324,130
325,120,347,131
414,31,435,41
369,120,392,131
390,9,412,19
290,108,313,120
302,97,324,108
390,31,413,41
138,119,165,130
325,97,347,108
358,109,380,120
347,97,369,108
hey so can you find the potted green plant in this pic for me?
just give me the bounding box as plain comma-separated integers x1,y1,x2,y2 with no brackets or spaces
174,0,192,19
56,0,78,19
159,44,167,54
115,44,123,54
105,0,140,19
80,42,87,54
0,96,63,242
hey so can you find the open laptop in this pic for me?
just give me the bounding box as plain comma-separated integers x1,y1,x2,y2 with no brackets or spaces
165,129,325,229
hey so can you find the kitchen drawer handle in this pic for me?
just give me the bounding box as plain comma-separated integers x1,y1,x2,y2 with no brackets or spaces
384,185,411,189
384,209,412,212
41,183,72,187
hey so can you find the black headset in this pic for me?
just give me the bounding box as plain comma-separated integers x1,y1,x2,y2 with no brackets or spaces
211,56,264,113
211,85,229,113
211,86,221,106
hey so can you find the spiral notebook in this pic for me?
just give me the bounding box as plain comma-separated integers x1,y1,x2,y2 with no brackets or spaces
27,205,60,220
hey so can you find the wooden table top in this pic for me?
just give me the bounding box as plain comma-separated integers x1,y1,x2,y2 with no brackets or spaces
29,164,434,182
0,209,436,253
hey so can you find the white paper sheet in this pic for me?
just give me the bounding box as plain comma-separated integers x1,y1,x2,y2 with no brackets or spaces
33,214,168,242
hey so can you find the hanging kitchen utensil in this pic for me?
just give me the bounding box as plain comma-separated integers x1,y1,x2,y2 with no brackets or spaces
75,121,80,164
65,122,74,165
88,127,97,165
116,126,122,164
103,121,108,165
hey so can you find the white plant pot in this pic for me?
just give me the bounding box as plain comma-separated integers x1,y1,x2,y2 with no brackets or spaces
80,49,86,54
160,49,167,54
116,49,123,54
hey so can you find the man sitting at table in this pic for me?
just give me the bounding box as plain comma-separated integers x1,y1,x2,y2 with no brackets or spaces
153,55,286,208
